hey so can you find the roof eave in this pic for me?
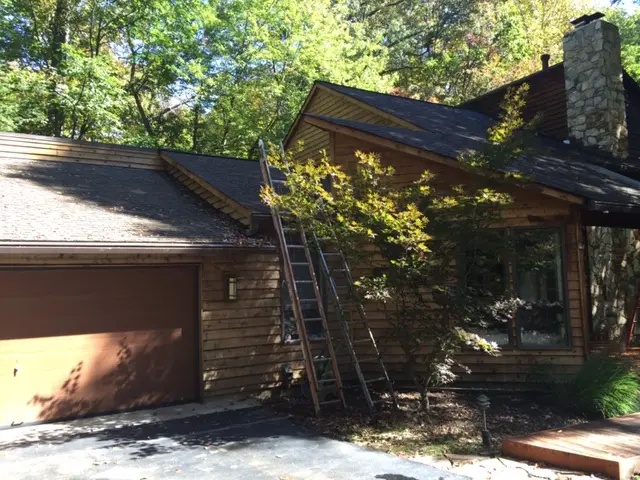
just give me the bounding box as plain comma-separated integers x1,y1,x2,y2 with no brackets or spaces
588,200,640,214
303,114,585,206
0,241,274,255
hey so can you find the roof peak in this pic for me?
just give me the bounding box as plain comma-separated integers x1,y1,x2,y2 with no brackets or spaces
315,80,473,114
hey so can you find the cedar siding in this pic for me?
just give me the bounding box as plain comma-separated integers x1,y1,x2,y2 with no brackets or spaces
331,132,588,384
285,85,414,163
0,132,162,170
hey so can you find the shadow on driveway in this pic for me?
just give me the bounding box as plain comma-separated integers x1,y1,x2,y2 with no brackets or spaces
0,407,466,479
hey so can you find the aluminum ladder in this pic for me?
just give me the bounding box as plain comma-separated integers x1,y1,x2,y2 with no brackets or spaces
312,226,398,411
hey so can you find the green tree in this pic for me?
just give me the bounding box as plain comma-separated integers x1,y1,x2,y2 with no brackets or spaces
606,7,640,81
0,0,389,155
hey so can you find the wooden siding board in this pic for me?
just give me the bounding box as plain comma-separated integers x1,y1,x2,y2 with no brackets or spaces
287,87,411,163
0,137,162,169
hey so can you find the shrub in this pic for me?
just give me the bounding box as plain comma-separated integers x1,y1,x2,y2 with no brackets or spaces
555,355,640,419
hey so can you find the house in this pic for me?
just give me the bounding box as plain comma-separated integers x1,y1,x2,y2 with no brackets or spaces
284,14,640,383
2,12,640,426
0,133,292,425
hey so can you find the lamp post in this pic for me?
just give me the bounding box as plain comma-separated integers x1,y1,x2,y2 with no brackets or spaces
476,394,491,448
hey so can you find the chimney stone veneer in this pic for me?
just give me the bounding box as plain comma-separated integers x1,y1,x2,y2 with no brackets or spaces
563,19,628,157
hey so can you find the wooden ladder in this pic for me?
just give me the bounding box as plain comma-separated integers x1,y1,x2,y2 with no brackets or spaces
259,140,345,415
259,141,397,412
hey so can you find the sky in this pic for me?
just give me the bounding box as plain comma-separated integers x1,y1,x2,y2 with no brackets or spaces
598,0,639,12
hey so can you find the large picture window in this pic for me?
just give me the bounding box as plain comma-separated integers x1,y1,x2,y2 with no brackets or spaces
461,227,568,348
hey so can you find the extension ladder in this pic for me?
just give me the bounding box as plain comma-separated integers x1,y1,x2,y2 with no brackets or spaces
258,140,397,413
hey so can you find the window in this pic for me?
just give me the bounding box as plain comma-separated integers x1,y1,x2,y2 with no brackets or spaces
281,234,325,343
460,227,568,348
514,229,567,347
461,236,511,346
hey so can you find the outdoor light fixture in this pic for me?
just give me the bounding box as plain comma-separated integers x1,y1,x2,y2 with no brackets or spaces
225,274,238,301
476,394,491,448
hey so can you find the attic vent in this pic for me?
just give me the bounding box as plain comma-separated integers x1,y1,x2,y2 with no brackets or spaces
570,12,605,28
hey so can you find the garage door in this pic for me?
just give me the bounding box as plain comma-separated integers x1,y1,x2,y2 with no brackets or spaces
0,266,198,426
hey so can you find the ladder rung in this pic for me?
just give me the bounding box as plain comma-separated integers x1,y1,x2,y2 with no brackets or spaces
283,227,299,232
313,357,333,363
352,338,373,344
323,252,342,257
296,280,313,284
291,262,309,266
365,377,387,384
288,245,306,249
317,378,337,385
357,356,380,362
303,317,323,322
272,179,286,184
319,399,342,405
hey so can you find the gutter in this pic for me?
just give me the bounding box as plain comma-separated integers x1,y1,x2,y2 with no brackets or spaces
0,241,276,255
587,200,640,214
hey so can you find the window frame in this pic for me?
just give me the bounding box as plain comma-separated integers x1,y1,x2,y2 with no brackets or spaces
459,224,572,351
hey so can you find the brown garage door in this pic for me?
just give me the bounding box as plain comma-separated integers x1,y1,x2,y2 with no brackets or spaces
0,265,198,426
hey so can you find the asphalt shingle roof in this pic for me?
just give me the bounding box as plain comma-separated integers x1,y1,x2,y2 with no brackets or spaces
164,151,283,215
0,157,253,244
317,81,492,137
306,114,640,208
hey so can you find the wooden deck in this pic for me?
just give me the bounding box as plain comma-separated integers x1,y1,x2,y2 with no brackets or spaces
502,413,640,479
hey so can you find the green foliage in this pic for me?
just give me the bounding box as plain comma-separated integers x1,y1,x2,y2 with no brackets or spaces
263,87,535,410
606,7,640,81
555,356,640,418
0,0,389,154
1,0,638,149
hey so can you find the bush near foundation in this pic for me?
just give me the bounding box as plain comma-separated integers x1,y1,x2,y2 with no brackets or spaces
554,355,640,419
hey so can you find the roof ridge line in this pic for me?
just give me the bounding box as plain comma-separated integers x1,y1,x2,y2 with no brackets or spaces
160,148,257,163
315,80,482,114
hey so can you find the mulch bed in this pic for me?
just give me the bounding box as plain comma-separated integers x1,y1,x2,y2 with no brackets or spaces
267,389,587,458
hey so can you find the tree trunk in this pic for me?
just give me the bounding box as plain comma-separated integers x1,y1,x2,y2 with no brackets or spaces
47,0,70,136
192,101,200,153
132,89,154,137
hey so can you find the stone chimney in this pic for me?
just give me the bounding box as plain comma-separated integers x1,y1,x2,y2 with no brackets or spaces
562,14,628,158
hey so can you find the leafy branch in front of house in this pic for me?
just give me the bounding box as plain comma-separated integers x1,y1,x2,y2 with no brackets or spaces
263,85,540,411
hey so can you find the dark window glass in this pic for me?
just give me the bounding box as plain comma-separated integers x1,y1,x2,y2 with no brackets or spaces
514,229,568,346
461,241,510,346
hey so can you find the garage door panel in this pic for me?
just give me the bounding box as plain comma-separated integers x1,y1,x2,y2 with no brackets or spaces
0,266,198,426
0,267,197,341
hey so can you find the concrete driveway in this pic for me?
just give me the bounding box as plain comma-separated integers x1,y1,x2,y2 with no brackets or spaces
0,401,465,480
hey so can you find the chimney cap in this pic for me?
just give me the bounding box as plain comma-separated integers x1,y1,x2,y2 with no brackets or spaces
541,54,551,70
570,12,605,28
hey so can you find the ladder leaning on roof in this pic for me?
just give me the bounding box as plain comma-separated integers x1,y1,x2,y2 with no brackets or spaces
258,139,345,415
258,140,397,413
